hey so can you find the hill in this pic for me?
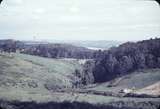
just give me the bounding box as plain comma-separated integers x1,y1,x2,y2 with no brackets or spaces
87,38,160,83
0,52,85,100
0,39,95,59
44,40,123,50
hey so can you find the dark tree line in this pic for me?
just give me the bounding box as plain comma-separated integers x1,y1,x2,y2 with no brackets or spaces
1,100,157,109
91,38,160,83
0,40,94,59
20,43,94,59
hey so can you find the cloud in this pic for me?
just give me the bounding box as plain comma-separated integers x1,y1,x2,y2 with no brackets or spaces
5,0,23,6
0,0,159,41
33,8,46,14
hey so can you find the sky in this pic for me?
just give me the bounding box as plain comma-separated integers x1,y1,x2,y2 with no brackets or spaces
0,0,160,41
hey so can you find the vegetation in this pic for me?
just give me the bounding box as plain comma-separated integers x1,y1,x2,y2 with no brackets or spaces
0,99,160,109
1,38,160,85
0,39,94,59
90,38,160,82
1,38,160,84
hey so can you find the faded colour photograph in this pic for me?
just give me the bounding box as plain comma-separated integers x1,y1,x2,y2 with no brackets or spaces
0,0,160,109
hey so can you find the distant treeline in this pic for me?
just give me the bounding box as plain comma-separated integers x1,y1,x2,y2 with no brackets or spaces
90,38,160,83
0,40,95,59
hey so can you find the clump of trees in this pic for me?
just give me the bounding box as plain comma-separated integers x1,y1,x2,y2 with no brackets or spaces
91,38,160,83
0,39,17,53
81,61,95,85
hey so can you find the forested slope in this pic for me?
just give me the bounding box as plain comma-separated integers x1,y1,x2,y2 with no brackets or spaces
89,38,160,83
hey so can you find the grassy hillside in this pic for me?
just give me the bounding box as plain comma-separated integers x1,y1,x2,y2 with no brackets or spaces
0,53,83,101
84,69,160,94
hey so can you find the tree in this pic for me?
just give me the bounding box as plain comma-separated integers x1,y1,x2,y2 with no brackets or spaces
91,38,160,83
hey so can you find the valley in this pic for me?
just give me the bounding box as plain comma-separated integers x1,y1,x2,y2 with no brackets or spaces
0,39,160,109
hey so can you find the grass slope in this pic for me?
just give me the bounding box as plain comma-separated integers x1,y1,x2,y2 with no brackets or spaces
84,69,160,94
0,53,83,101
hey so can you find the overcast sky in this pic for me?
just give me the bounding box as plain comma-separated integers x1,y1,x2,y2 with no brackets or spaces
0,0,160,41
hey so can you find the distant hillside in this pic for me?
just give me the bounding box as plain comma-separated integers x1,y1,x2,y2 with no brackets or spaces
71,40,122,50
0,39,122,60
0,39,95,59
42,40,123,50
